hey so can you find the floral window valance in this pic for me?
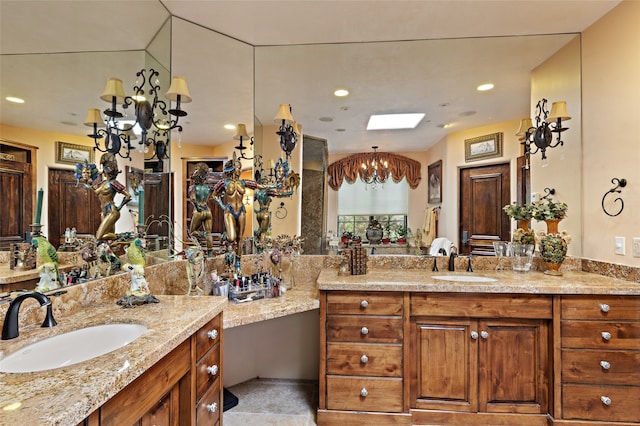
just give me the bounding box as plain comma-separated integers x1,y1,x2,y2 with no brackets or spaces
327,151,422,190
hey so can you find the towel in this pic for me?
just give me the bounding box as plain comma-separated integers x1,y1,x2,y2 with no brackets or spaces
429,237,453,256
421,207,438,246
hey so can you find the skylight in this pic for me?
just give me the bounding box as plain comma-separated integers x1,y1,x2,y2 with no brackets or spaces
367,113,425,130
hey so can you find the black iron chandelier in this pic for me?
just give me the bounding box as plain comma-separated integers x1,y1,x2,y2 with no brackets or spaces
361,146,390,188
275,104,299,159
516,98,570,167
85,69,191,161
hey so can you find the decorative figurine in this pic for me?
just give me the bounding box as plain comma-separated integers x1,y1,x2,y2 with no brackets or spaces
117,263,159,308
185,244,205,296
188,163,215,254
35,262,61,292
96,241,121,276
224,242,237,276
32,236,62,287
126,237,146,269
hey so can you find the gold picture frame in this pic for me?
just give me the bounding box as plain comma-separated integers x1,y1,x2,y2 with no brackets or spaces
464,132,503,162
56,141,94,165
427,160,442,204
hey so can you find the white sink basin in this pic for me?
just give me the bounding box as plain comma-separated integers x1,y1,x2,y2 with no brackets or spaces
433,275,497,283
0,323,147,373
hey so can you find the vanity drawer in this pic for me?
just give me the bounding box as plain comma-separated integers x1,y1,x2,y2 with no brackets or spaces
196,375,221,426
196,342,221,399
561,320,640,349
562,349,640,385
562,295,640,320
327,315,403,343
327,291,403,316
327,342,402,377
562,383,640,423
326,376,403,412
196,313,221,360
411,293,552,319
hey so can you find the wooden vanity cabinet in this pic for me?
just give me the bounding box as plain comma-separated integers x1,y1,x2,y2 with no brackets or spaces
560,295,640,424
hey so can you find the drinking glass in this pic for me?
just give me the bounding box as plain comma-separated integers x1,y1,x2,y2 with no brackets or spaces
492,241,510,270
509,243,534,273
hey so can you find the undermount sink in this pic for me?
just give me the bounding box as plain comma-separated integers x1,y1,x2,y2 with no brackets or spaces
0,323,147,373
432,275,497,283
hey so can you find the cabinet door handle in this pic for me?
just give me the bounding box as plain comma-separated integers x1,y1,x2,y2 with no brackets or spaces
600,396,612,406
361,326,369,335
360,300,369,308
599,303,610,313
601,331,612,341
206,402,218,412
207,329,219,340
470,331,479,340
360,354,369,363
360,388,368,397
480,331,489,339
600,360,611,370
207,365,219,376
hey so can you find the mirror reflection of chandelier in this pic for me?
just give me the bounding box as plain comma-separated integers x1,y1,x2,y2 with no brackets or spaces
361,146,390,188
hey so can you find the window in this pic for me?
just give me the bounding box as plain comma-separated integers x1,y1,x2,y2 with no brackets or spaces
338,214,406,241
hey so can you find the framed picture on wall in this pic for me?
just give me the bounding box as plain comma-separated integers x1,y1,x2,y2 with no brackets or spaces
55,141,94,166
464,132,503,162
428,160,442,204
126,166,144,207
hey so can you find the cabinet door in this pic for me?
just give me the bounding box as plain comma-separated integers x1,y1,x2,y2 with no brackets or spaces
410,318,478,412
478,319,549,414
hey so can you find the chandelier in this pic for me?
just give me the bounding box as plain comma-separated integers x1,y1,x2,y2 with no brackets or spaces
275,104,300,159
85,69,191,161
234,123,254,160
361,146,390,188
516,98,570,167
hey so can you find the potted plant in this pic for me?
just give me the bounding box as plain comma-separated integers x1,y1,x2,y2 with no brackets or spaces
503,202,535,244
396,225,407,244
531,199,568,234
382,219,393,244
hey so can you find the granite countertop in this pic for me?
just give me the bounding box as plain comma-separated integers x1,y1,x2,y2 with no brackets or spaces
317,268,640,295
0,264,74,286
0,295,227,426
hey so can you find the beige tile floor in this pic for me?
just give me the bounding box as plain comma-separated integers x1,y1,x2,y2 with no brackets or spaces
223,378,318,426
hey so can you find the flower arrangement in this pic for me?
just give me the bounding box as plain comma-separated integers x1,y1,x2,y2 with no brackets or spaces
531,199,568,221
502,203,533,220
512,227,535,245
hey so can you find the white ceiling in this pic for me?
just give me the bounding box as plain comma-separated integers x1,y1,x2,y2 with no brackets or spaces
0,0,621,155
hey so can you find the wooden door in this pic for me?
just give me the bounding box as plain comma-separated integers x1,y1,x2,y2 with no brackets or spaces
478,319,549,414
48,169,100,248
144,172,173,237
459,163,510,255
410,317,478,412
0,159,32,249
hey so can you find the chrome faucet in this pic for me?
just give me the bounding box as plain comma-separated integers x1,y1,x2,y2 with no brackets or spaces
2,292,57,340
448,246,458,271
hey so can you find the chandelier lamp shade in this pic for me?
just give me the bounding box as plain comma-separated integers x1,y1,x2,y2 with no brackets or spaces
234,123,254,160
516,98,570,167
85,69,191,161
275,104,299,159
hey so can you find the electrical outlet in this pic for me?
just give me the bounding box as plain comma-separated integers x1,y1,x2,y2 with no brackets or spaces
633,238,640,257
615,236,625,255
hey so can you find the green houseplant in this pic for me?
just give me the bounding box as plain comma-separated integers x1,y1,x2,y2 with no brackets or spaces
531,199,568,221
502,203,535,244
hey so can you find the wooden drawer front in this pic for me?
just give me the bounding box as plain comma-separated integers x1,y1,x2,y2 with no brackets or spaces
327,315,403,343
327,342,402,377
326,376,403,412
561,321,640,349
562,349,640,385
196,313,221,360
562,383,640,423
196,342,221,399
411,293,552,319
562,296,640,320
327,291,403,315
196,375,221,426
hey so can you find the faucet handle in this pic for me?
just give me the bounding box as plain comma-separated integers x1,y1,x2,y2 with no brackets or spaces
467,255,474,272
41,304,57,328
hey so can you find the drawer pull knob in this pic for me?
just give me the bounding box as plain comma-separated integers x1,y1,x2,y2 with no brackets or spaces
480,331,489,339
207,365,219,375
360,300,369,308
470,331,479,340
360,354,369,363
600,360,611,370
600,396,612,406
601,331,612,341
207,329,219,340
599,303,610,313
361,326,369,335
206,402,218,413
360,388,368,397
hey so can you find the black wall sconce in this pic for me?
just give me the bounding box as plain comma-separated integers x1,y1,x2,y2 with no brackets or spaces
602,178,627,217
275,104,299,159
516,98,570,167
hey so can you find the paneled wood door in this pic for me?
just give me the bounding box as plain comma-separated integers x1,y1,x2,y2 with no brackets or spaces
143,172,173,237
48,168,100,248
0,159,32,249
459,163,510,255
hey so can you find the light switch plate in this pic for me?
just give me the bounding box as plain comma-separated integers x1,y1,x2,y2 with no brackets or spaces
633,238,640,257
615,236,625,255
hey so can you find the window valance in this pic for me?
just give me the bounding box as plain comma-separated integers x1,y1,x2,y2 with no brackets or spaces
327,151,422,190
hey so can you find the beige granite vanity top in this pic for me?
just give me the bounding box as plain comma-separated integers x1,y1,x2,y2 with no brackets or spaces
0,264,74,286
317,268,640,295
0,295,226,426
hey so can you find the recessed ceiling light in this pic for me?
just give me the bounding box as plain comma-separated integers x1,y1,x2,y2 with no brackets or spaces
437,123,454,129
334,89,349,97
459,110,477,117
6,96,25,104
224,124,236,130
319,117,334,122
477,83,494,92
335,128,346,132
367,113,425,130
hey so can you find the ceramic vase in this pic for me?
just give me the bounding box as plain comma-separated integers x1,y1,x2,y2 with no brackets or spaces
540,233,568,276
544,219,561,234
513,219,535,245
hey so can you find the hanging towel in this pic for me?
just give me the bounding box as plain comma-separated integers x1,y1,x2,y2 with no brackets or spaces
421,207,438,247
429,237,453,256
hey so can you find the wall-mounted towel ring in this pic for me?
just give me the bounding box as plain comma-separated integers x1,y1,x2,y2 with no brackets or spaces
275,201,288,219
601,178,627,217
541,187,555,200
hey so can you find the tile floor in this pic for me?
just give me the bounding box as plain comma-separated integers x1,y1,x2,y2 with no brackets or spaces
223,378,318,426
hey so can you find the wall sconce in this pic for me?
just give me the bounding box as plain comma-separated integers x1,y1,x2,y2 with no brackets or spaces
234,123,254,160
516,98,570,167
85,69,191,161
361,146,390,189
275,104,299,159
